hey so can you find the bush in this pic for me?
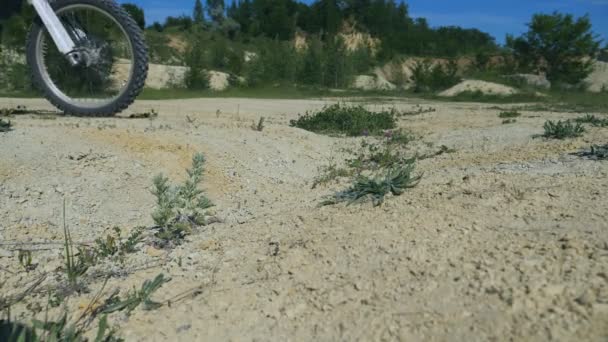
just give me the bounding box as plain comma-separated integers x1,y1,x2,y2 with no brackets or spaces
290,104,397,136
542,120,585,139
410,59,460,92
184,30,209,89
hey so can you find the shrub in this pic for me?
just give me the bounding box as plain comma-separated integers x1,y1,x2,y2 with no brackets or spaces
410,59,460,92
290,104,396,136
542,120,585,139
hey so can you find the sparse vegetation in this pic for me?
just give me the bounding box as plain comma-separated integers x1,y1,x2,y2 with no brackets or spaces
94,227,144,262
498,110,521,118
290,104,397,137
0,118,12,132
574,114,608,127
502,119,517,124
102,274,170,315
542,120,585,139
128,109,158,119
322,159,421,206
18,250,34,272
577,144,608,160
252,117,265,132
151,153,214,248
62,201,91,288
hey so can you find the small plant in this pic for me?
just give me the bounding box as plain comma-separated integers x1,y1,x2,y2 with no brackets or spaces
542,120,585,139
128,109,158,119
102,274,170,315
151,153,214,248
18,250,35,272
502,119,517,124
290,104,396,137
322,159,421,206
62,201,92,286
397,105,436,117
578,144,608,160
0,313,121,341
575,114,608,127
94,227,143,262
498,110,521,118
252,117,265,132
386,129,414,146
0,119,12,132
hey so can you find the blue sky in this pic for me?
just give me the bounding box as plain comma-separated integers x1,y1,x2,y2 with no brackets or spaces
119,0,608,45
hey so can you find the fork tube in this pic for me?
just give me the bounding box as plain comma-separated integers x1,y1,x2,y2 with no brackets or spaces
29,0,77,55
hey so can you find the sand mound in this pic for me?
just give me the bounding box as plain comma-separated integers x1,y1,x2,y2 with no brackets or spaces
208,70,230,91
585,61,608,92
439,80,518,97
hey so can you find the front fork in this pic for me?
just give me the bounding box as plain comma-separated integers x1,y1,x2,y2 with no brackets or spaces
28,0,80,65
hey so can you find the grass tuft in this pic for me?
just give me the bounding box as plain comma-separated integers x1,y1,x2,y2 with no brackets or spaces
542,120,585,139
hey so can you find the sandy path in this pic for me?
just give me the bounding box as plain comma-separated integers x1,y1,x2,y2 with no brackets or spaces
1,97,607,341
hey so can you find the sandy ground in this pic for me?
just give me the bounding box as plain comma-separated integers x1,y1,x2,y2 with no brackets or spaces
1,96,607,341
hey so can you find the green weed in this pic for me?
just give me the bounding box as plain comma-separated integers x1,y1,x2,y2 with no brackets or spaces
102,274,170,315
62,201,92,287
322,159,421,206
578,144,608,160
0,119,12,132
93,227,144,262
498,110,521,118
574,114,608,127
542,120,585,139
151,153,214,248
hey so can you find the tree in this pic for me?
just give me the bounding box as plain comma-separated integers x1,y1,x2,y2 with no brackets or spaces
507,12,601,85
207,0,225,24
193,0,204,25
185,28,209,89
121,3,145,30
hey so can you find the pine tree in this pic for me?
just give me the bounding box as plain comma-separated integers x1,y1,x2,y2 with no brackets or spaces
193,0,204,25
207,0,225,24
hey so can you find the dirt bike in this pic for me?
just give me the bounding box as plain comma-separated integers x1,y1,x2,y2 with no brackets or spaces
25,0,148,116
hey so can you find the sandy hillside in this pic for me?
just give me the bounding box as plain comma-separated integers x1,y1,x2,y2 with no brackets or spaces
1,96,607,341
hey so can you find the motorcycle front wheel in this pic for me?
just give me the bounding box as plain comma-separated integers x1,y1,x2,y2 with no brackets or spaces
26,0,148,116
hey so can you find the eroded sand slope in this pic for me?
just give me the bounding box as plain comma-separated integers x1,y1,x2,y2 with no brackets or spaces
0,97,607,341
